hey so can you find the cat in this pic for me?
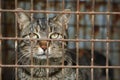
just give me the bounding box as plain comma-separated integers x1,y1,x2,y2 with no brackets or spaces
16,8,84,80
14,8,114,80
2,8,114,80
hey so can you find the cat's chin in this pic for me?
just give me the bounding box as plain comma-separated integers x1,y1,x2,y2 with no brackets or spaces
33,54,62,60
33,53,50,59
33,52,63,60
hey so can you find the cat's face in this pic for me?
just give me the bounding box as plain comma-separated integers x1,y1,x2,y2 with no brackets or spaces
17,8,71,60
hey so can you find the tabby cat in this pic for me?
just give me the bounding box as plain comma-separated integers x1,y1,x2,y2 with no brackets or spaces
15,8,113,80
16,8,83,80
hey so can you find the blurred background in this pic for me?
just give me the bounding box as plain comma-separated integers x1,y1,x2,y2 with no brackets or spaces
0,0,120,80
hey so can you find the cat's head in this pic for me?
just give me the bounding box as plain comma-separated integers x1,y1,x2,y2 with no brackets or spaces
16,8,71,60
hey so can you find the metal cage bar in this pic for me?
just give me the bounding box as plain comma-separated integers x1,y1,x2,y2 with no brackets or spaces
30,0,34,80
0,9,119,14
61,0,65,80
76,0,80,80
91,0,95,80
1,64,120,68
2,37,120,42
0,0,2,79
45,0,49,79
106,0,111,80
15,0,18,80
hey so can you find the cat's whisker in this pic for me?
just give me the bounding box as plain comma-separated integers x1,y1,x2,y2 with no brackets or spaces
17,53,30,63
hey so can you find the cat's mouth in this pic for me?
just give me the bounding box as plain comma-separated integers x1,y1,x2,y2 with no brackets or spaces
33,47,63,59
33,47,49,59
34,52,51,59
34,53,62,59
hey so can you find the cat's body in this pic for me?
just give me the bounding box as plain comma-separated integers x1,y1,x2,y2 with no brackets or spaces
67,49,114,80
17,56,78,80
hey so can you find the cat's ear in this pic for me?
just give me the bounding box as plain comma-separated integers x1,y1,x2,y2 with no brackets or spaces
53,9,71,29
16,8,30,30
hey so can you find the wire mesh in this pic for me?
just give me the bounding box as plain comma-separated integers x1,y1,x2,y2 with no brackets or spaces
0,0,120,80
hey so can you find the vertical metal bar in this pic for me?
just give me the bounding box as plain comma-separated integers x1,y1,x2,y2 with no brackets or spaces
62,0,65,79
15,0,18,80
106,0,111,80
62,0,65,10
46,0,49,79
0,0,2,79
76,0,80,80
91,0,95,80
30,0,34,80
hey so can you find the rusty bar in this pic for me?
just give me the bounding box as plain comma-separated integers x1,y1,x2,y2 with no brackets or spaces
45,0,49,79
1,37,120,42
75,0,80,80
0,65,120,68
91,0,95,80
106,0,111,80
0,9,120,14
15,0,18,76
46,0,49,66
15,0,18,80
46,0,49,79
31,0,33,10
62,0,65,10
30,0,34,80
61,0,65,80
0,0,2,79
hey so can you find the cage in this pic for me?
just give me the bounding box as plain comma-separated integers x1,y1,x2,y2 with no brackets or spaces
0,0,120,80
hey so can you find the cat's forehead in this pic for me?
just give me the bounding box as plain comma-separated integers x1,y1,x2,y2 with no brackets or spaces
36,18,48,31
17,8,71,37
20,18,63,37
36,18,63,33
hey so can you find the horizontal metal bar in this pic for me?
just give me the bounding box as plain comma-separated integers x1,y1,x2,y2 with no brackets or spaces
0,9,120,15
0,65,120,68
0,37,120,42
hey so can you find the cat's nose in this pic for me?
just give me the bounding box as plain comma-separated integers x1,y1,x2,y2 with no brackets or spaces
41,45,47,51
39,41,47,51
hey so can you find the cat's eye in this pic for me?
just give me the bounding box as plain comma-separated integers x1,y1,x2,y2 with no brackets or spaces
24,35,30,38
22,33,40,44
30,34,37,38
49,32,62,39
23,33,40,39
29,33,40,39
